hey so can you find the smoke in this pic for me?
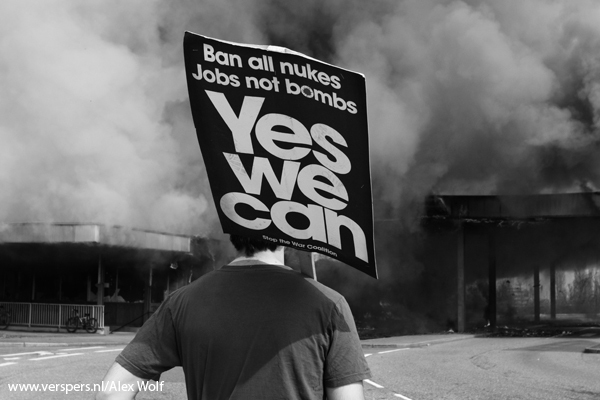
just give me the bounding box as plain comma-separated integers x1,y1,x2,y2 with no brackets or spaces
253,0,600,329
335,0,600,217
0,0,265,235
2,1,600,267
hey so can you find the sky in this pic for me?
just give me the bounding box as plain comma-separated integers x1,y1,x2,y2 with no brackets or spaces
1,0,600,239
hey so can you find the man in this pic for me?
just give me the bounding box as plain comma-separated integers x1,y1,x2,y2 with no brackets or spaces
97,235,371,399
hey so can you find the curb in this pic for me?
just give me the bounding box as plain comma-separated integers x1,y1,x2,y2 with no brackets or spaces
0,342,70,347
0,341,132,348
361,335,474,349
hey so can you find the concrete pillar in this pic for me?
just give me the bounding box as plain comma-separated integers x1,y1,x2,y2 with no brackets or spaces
488,231,497,328
534,265,540,322
0,268,6,299
31,272,36,301
143,265,153,323
18,272,22,301
115,266,119,296
550,264,556,320
97,256,104,306
457,225,466,332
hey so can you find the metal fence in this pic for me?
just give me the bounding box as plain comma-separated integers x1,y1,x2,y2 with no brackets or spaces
0,302,104,329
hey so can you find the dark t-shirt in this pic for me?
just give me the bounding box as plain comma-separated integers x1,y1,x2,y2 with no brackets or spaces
116,261,371,399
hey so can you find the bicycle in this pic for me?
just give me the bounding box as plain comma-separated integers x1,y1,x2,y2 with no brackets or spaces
0,306,10,330
66,309,98,333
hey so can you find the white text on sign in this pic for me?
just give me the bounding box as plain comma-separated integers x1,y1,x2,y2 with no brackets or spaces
206,90,368,262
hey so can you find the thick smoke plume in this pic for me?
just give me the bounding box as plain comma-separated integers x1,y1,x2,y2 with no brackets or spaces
338,0,600,215
3,1,600,323
2,1,600,234
0,0,262,236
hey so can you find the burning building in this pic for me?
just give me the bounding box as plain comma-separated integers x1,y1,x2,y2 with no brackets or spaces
425,193,600,330
0,223,230,331
311,192,600,336
2,1,600,335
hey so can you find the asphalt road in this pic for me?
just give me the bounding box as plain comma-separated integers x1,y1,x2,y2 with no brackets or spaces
0,335,598,399
0,344,186,399
363,334,600,400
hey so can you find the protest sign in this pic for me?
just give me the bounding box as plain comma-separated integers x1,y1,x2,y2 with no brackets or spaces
184,32,377,278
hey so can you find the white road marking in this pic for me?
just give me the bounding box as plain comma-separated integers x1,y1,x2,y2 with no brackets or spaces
1,351,53,357
3,357,20,360
378,348,409,355
95,348,124,353
365,348,413,398
59,346,106,351
365,379,384,389
0,362,17,367
30,353,83,361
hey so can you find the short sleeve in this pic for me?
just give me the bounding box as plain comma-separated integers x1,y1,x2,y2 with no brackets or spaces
115,299,181,381
324,298,372,387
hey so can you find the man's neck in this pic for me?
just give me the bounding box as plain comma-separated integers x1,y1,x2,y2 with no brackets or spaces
231,248,285,265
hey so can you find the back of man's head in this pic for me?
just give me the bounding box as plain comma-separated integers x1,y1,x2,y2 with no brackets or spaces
230,234,279,256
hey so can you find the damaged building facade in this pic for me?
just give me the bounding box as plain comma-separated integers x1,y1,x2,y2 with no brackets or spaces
0,223,230,333
2,192,600,336
424,192,600,331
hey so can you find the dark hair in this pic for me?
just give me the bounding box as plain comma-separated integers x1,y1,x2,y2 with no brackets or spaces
230,234,279,256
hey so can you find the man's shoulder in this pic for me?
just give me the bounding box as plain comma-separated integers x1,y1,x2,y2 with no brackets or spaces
165,264,347,308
